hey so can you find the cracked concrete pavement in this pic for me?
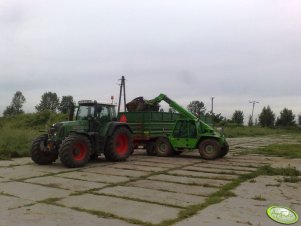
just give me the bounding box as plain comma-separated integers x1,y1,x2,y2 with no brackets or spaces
0,136,300,225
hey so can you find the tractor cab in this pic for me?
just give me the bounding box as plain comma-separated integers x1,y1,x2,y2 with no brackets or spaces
70,100,117,122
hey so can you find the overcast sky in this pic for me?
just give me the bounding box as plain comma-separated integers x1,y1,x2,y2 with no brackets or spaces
1,0,301,120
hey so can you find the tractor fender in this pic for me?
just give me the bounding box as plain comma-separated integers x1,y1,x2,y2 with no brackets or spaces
107,122,133,137
196,136,224,148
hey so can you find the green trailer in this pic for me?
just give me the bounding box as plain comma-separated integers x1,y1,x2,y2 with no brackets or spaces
118,93,229,159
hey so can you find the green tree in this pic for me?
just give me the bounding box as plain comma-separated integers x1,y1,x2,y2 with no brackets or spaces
298,113,301,126
3,91,26,116
58,95,75,114
231,110,244,125
258,106,275,127
276,108,296,127
187,100,206,116
35,92,60,112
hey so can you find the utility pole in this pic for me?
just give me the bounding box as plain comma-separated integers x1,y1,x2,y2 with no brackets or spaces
249,100,259,124
117,76,126,114
210,97,215,115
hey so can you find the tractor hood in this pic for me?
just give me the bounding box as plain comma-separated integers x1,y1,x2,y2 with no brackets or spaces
50,120,89,141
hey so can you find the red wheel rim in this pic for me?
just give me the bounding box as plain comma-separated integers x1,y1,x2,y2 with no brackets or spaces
115,134,129,156
72,142,87,161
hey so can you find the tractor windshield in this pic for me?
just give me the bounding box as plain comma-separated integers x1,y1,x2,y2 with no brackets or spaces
76,105,94,120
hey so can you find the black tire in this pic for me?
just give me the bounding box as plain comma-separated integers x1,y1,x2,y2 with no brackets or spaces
59,135,91,168
31,134,58,165
199,139,221,160
173,150,183,155
219,141,229,158
156,137,173,157
90,152,99,161
104,127,133,161
146,142,157,156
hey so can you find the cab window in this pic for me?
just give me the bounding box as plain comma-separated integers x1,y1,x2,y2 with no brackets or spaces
76,106,94,120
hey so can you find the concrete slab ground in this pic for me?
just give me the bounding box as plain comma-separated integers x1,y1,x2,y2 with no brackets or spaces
109,163,167,172
0,203,135,226
168,169,239,180
81,166,150,177
1,136,300,226
0,157,32,167
24,176,108,191
148,174,229,187
96,185,206,207
56,171,130,184
175,176,301,226
0,195,32,210
57,193,181,224
182,166,249,175
0,181,70,201
127,179,219,196
0,165,51,180
193,162,257,172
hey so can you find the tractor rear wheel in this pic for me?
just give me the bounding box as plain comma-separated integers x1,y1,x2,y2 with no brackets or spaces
156,137,173,157
59,135,91,168
104,127,133,161
199,139,221,160
146,142,157,156
31,134,58,165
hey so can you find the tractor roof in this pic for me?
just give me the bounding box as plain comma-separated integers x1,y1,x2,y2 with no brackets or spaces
78,100,115,106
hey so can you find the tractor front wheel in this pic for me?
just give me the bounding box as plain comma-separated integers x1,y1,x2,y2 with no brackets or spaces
104,127,133,161
199,139,221,160
59,135,91,168
31,134,58,165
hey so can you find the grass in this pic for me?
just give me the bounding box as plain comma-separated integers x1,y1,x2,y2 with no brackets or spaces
237,143,301,159
248,143,301,158
252,195,266,201
0,112,67,160
0,127,39,160
222,126,300,138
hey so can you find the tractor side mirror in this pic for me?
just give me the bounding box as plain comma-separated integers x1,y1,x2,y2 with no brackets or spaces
68,104,75,121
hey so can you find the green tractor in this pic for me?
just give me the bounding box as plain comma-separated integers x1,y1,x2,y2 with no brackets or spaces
31,100,133,168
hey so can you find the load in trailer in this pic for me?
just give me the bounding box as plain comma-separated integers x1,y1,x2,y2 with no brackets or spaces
31,100,133,168
118,93,228,159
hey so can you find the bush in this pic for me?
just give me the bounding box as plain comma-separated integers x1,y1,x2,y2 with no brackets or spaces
0,112,68,159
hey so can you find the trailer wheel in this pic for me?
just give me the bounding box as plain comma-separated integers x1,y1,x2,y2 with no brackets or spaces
219,141,229,158
104,127,133,161
146,142,157,156
156,137,173,157
199,139,221,160
173,150,183,155
31,134,58,165
59,135,91,168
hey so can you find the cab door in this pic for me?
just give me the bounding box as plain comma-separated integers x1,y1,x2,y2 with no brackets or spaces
170,120,198,149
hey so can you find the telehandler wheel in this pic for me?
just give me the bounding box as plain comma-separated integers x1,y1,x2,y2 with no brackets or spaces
31,134,58,165
199,139,221,160
104,127,133,161
59,135,91,168
146,142,157,156
156,137,173,157
219,141,229,158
